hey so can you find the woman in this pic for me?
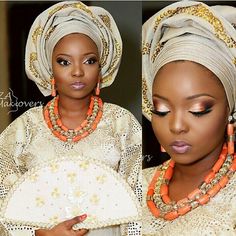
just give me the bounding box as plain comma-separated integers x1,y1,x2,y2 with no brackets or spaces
142,1,236,235
0,1,141,236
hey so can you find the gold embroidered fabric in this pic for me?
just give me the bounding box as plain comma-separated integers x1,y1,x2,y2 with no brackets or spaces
142,166,236,236
1,157,141,229
0,103,142,236
25,1,122,96
142,1,236,121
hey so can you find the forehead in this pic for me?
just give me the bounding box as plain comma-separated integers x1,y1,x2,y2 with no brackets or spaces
152,61,226,99
53,33,98,53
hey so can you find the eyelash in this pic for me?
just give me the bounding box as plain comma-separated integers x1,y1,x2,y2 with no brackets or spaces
151,108,212,117
56,58,70,66
151,109,169,117
56,57,98,66
84,57,98,65
189,108,212,117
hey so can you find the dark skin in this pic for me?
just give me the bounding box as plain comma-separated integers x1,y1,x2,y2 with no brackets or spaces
52,33,101,130
36,216,88,236
36,33,101,235
151,61,229,201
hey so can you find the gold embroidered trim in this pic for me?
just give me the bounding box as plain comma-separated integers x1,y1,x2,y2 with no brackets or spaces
142,3,236,118
142,42,151,55
45,26,56,40
101,39,121,85
29,52,48,90
32,27,43,45
100,38,109,68
148,3,236,63
99,14,111,31
106,40,122,74
151,43,162,63
142,78,152,120
29,53,40,79
48,3,92,18
29,1,122,88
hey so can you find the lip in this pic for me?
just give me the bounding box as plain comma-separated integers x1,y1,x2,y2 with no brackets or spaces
71,81,86,90
170,140,191,154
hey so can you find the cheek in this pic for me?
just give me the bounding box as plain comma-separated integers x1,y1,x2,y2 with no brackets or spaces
151,116,167,144
192,115,227,147
52,65,68,80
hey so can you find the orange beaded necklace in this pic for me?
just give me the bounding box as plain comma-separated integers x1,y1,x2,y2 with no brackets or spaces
44,95,103,142
147,144,236,221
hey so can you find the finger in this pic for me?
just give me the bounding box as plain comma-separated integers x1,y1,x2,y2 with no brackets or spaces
75,229,89,236
64,214,87,229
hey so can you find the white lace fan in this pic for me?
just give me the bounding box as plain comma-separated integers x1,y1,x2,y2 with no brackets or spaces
1,156,141,229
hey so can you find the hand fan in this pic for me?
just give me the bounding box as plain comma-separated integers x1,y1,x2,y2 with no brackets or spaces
1,156,141,230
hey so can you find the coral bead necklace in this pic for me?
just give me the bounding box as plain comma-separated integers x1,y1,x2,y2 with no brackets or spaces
44,95,103,142
147,144,236,221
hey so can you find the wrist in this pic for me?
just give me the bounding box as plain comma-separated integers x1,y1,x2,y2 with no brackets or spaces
35,229,49,236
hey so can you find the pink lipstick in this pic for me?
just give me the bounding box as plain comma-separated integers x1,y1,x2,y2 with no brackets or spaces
71,81,85,90
170,141,191,154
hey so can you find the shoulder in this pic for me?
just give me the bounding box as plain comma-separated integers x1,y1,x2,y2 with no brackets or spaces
143,166,160,183
103,102,141,127
103,102,135,117
103,103,141,140
12,106,43,125
0,106,43,136
142,164,163,190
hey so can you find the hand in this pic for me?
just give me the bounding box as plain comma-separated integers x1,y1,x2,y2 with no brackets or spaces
35,214,88,236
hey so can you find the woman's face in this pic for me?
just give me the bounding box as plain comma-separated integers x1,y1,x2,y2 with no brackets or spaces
52,33,100,99
151,61,229,165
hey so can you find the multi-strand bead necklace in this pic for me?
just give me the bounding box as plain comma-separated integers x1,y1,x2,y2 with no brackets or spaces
147,144,236,221
44,95,103,142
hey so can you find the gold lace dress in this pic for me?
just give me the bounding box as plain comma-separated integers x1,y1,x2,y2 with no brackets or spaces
142,166,236,236
0,103,142,236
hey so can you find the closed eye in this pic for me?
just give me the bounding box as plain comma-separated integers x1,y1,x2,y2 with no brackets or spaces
151,109,170,117
189,108,212,117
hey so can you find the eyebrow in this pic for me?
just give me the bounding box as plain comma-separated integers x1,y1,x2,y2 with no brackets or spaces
186,93,216,100
152,93,216,101
152,94,169,101
56,52,98,57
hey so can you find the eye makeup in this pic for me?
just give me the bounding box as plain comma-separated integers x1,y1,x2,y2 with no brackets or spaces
189,101,213,117
84,56,98,65
151,100,170,117
56,57,71,66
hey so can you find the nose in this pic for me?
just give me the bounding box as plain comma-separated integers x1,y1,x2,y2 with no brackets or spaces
72,63,84,77
169,111,189,134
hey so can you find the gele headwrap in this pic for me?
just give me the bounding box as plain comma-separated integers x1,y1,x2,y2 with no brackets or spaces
142,1,236,121
25,1,122,96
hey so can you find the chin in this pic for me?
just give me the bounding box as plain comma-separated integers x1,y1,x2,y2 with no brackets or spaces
168,153,196,165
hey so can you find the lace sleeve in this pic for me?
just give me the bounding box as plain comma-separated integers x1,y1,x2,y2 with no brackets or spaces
0,112,36,236
114,107,142,236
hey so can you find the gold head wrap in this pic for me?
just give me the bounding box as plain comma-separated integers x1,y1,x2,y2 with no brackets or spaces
142,1,236,121
25,1,122,96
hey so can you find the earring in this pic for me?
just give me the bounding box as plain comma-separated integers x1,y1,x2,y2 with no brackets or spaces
227,114,235,154
160,146,166,152
51,77,56,97
95,79,100,96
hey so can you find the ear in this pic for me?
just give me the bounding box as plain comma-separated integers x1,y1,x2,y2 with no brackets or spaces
225,106,231,125
95,75,101,96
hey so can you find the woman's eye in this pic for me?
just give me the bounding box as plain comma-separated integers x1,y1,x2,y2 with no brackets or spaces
56,58,70,66
151,109,170,117
189,108,212,117
84,57,98,65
